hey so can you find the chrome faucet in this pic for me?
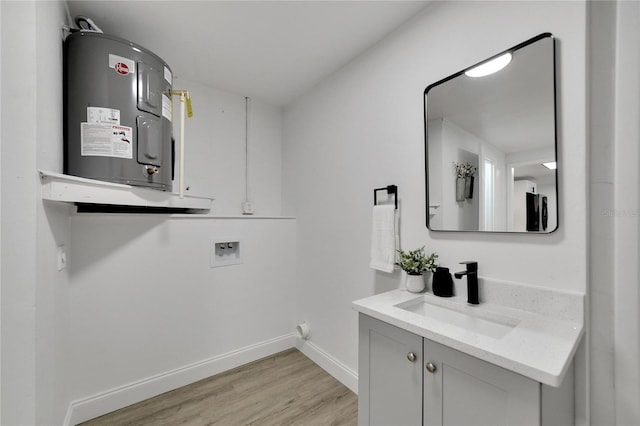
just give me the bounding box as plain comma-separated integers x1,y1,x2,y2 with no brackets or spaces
454,261,479,305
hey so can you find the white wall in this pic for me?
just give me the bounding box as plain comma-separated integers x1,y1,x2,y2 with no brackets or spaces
35,2,73,424
612,2,640,424
283,0,587,408
427,118,443,229
1,2,40,424
171,77,283,216
440,119,480,230
66,216,296,423
586,2,640,424
1,2,74,424
0,1,3,417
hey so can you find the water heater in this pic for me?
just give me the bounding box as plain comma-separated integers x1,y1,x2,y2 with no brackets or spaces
64,31,173,190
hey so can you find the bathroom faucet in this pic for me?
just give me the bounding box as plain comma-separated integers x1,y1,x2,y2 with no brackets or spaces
454,261,479,305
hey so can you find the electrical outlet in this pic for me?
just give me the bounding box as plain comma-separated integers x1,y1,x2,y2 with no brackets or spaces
242,201,254,215
57,245,67,271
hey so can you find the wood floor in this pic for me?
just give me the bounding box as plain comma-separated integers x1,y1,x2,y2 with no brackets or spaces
80,349,358,426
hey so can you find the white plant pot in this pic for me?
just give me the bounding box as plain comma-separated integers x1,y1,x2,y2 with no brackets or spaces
402,271,433,293
406,273,425,293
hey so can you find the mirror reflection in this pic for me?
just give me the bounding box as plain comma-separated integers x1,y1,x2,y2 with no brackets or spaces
425,33,557,233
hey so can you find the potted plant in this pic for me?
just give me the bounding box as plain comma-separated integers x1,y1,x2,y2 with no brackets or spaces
453,162,477,201
395,246,438,293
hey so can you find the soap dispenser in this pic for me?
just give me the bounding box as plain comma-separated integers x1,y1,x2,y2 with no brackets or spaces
432,267,454,297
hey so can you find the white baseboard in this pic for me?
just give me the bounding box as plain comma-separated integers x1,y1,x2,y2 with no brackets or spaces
295,339,358,394
65,333,297,426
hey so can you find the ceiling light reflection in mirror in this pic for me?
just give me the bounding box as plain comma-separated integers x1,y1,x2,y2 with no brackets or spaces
464,53,512,77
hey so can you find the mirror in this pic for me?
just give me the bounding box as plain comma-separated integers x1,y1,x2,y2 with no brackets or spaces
425,33,557,233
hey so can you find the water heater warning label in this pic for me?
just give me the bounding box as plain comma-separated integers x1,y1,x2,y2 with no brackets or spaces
81,123,132,159
162,94,172,122
87,107,120,125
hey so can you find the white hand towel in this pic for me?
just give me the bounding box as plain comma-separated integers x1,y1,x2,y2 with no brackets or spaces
369,204,398,273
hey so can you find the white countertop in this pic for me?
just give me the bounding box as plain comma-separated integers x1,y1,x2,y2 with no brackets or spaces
353,286,584,387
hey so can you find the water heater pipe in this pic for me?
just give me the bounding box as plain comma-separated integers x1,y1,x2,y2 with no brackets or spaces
170,90,192,198
179,94,185,198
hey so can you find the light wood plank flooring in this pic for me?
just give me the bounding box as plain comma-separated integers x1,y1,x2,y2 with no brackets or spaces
80,348,358,426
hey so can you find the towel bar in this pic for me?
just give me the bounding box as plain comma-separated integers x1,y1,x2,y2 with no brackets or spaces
373,185,398,209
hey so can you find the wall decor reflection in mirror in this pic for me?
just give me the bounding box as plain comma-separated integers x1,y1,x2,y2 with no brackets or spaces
424,33,558,233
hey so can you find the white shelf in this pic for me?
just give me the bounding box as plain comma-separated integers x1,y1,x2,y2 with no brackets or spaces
39,170,212,213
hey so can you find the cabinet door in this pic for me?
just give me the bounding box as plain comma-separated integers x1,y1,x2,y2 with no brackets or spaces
359,314,423,426
423,339,540,426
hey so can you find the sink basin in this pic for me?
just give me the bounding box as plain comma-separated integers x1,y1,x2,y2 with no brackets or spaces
395,297,519,339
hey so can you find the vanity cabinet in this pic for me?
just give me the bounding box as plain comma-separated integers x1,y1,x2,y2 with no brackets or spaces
359,314,570,426
422,337,539,426
358,313,423,425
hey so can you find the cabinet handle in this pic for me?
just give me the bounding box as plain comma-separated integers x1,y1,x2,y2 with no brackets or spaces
425,362,437,373
407,352,417,362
